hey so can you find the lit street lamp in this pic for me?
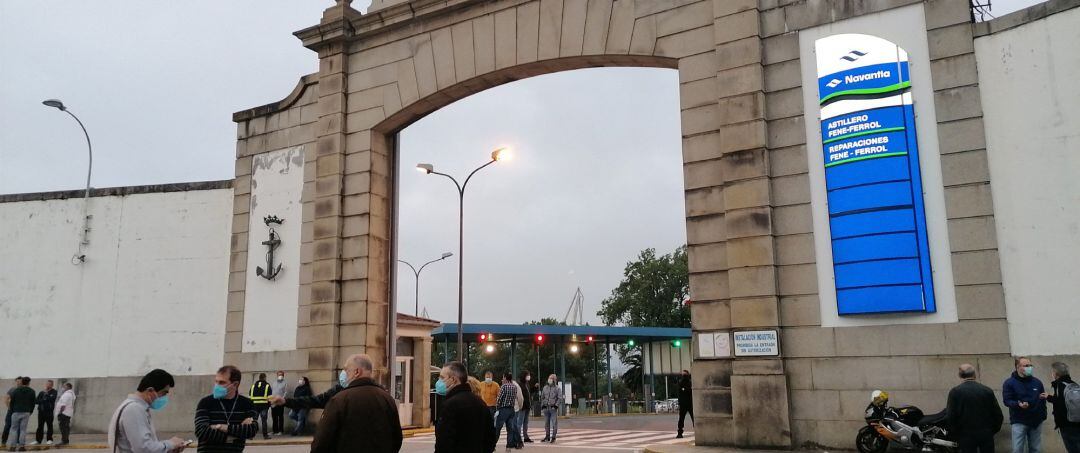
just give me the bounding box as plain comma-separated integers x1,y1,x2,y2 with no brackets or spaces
398,252,453,316
417,147,512,361
42,99,93,264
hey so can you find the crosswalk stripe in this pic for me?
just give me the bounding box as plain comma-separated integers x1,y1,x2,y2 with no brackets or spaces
611,433,677,446
561,431,671,445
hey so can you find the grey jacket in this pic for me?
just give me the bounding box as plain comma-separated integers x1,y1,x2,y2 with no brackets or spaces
540,383,563,408
271,379,288,399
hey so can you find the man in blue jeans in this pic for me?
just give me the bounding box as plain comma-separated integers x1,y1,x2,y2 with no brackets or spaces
539,374,563,444
494,373,521,451
1004,357,1048,453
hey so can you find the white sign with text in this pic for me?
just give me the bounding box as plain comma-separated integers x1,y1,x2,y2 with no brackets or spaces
732,330,780,356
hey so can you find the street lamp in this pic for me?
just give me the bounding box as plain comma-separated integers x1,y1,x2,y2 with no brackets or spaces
42,99,93,264
417,146,512,361
398,251,453,316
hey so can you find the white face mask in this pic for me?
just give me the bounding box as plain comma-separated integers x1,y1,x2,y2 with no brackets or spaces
526,376,531,381
298,380,304,386
485,377,493,383
277,376,284,381
548,379,556,385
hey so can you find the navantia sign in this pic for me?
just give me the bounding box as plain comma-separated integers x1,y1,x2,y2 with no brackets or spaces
814,34,936,315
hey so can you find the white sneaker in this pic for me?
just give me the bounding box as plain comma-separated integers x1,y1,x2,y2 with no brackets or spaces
28,443,37,446
46,441,53,445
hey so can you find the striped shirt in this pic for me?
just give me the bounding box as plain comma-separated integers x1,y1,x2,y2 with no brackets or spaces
193,394,259,453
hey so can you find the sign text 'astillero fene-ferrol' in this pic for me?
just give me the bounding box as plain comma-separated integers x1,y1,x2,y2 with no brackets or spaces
814,34,936,315
256,214,284,281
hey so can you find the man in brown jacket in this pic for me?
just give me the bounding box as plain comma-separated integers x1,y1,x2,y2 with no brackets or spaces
311,354,402,453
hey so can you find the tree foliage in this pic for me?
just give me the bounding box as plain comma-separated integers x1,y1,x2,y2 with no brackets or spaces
597,246,690,328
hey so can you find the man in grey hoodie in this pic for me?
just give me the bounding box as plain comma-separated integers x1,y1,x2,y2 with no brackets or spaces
539,374,563,444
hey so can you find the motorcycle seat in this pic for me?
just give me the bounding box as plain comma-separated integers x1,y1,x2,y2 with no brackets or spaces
919,410,947,427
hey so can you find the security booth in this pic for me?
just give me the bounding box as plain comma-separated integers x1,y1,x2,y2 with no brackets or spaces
394,313,441,428
429,323,691,415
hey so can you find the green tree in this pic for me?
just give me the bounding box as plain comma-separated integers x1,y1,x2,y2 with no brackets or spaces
597,246,689,328
597,246,689,397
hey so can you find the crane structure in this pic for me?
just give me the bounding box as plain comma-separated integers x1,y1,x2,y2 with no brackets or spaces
563,287,585,326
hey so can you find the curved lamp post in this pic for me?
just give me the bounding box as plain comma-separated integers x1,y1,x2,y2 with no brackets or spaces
42,99,93,264
417,147,511,361
398,251,453,316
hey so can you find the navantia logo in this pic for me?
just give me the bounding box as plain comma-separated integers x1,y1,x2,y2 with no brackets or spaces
840,50,867,62
826,79,842,88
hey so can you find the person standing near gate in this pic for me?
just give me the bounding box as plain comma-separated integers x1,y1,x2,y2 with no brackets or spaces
107,369,187,453
479,372,500,416
494,373,521,451
677,370,694,439
433,362,496,453
310,354,402,453
269,372,287,436
1004,357,1047,453
3,378,23,447
54,384,75,446
32,380,57,445
946,364,1003,453
1044,362,1080,453
194,365,259,453
540,374,563,444
7,377,35,451
518,371,533,443
248,374,272,440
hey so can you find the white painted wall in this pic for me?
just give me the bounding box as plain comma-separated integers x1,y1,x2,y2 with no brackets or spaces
0,189,232,378
975,7,1080,356
242,146,304,352
798,3,958,327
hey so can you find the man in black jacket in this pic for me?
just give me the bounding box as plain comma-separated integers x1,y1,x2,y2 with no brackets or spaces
946,364,1005,453
1045,362,1080,453
33,380,57,445
677,370,694,439
434,361,496,453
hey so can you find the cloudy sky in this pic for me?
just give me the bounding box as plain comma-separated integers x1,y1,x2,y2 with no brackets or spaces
0,0,1042,325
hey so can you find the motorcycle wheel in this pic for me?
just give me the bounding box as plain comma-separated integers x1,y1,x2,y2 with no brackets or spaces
856,426,889,453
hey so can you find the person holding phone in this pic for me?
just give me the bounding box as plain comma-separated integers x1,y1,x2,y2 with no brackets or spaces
107,369,187,453
194,366,259,453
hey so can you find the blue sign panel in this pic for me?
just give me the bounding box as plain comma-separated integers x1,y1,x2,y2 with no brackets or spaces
815,34,936,315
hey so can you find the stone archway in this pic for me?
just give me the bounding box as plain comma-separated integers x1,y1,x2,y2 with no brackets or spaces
236,0,786,447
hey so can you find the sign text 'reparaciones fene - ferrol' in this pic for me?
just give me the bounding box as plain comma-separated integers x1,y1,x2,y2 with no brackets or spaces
814,34,936,316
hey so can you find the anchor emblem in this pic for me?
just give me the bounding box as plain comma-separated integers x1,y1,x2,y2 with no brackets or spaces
256,215,284,280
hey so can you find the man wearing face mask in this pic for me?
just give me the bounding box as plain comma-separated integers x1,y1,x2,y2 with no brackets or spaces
1004,357,1048,453
107,369,187,453
269,372,287,436
540,374,563,443
434,361,496,453
311,354,401,453
479,372,500,416
194,366,258,453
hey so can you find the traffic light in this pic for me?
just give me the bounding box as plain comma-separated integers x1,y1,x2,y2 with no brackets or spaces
586,335,594,343
627,339,635,347
535,334,544,344
671,339,682,348
479,333,487,342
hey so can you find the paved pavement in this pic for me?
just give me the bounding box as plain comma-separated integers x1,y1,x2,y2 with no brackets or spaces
29,414,693,453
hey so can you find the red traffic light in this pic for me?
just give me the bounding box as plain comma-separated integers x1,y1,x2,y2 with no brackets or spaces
480,333,487,341
586,336,594,343
535,334,544,343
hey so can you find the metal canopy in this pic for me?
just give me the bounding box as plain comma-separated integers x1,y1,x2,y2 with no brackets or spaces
429,323,690,343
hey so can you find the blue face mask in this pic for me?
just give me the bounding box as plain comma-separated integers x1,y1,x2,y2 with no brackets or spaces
212,384,229,399
150,395,169,411
434,379,448,396
1024,366,1035,377
338,370,349,388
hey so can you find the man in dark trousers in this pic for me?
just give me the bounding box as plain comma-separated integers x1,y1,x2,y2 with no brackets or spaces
247,374,272,440
311,354,402,453
2,377,21,446
1044,362,1080,453
434,361,496,453
194,366,259,453
1004,357,1048,453
677,370,694,439
33,380,57,445
946,364,1005,453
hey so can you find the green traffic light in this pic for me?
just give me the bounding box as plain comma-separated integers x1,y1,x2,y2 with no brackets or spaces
627,339,635,347
673,340,682,348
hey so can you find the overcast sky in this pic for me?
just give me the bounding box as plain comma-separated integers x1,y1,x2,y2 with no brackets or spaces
0,0,1042,326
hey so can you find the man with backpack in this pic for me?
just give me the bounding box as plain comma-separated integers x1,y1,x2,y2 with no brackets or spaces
1044,362,1080,453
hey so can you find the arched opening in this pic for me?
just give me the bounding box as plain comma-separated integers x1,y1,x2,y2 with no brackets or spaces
384,65,688,425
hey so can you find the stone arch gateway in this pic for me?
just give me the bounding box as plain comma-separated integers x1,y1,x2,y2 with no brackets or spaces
229,0,1025,449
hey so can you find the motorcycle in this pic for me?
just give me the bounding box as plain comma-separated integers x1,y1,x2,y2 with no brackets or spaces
856,390,958,453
